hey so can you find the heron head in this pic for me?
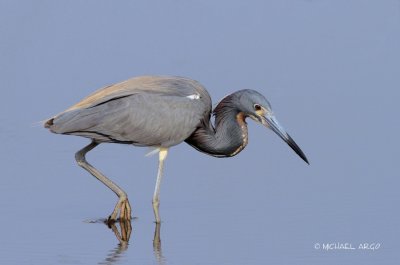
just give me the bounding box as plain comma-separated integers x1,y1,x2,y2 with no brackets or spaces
237,90,309,164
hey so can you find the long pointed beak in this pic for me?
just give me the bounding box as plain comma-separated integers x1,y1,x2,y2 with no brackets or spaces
260,114,309,164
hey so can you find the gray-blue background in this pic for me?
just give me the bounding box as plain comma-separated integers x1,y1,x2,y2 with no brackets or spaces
1,0,399,264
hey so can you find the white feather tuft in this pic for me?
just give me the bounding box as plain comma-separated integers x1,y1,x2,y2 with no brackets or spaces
186,94,200,100
145,147,160,157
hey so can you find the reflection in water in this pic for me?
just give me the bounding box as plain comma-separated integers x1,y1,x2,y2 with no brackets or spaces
96,219,166,265
109,220,132,247
98,220,132,265
153,223,166,265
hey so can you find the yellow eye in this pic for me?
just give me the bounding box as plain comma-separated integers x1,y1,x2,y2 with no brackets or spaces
254,104,262,111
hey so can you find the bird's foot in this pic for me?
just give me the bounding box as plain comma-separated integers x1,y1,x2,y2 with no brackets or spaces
107,197,132,224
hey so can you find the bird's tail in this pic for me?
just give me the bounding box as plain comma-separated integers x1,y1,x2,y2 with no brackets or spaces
42,108,103,135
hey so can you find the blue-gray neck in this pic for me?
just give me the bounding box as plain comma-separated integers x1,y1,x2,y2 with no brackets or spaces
185,95,248,157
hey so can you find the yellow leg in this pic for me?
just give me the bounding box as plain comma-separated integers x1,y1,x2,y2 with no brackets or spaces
75,141,132,223
152,148,168,223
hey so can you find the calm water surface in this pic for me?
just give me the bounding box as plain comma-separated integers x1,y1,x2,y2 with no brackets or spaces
1,1,399,264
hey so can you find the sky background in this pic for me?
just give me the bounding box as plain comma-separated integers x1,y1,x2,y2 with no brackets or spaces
1,1,399,264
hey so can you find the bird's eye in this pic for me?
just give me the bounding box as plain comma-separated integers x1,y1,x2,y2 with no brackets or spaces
254,104,262,111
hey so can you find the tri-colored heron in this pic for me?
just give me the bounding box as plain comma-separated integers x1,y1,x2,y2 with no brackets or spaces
45,76,308,223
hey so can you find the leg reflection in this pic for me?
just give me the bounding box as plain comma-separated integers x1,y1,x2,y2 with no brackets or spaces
97,219,166,265
153,222,166,265
98,220,132,265
108,219,132,247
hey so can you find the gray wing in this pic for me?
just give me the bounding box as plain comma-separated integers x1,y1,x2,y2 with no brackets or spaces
46,76,212,147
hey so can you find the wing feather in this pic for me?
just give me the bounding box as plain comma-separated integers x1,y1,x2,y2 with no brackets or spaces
46,76,212,147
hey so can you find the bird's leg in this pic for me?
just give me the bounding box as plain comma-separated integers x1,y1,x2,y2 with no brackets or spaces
75,141,132,223
152,148,168,223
